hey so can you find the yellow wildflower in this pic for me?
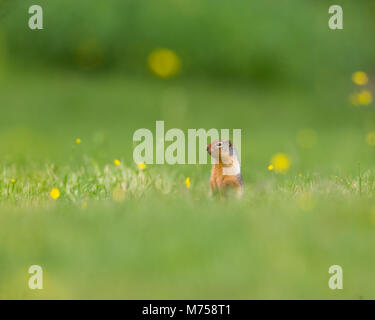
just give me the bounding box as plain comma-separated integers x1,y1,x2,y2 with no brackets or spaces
114,159,121,166
270,153,291,173
298,173,302,177
50,188,60,200
352,71,369,86
10,179,15,183
75,138,81,144
268,164,274,171
358,90,373,105
185,177,191,188
148,48,181,78
137,163,146,170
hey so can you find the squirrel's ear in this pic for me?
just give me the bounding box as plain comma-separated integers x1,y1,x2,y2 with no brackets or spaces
228,140,233,156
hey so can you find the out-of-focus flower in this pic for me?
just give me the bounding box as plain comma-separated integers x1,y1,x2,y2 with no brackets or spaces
267,164,274,171
350,91,373,106
10,179,15,183
148,48,181,78
75,138,81,144
366,132,375,146
297,129,317,149
358,90,373,105
270,153,291,173
50,188,60,200
81,201,88,209
298,173,303,177
114,159,121,166
185,177,191,188
352,71,369,86
137,163,146,170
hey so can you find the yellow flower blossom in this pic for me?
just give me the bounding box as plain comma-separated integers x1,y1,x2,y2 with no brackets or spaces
75,138,81,144
50,188,60,200
114,159,121,166
10,179,15,183
358,90,373,105
352,71,369,86
270,153,291,173
148,48,181,78
298,173,302,177
366,132,375,146
185,177,191,188
137,163,146,170
268,164,274,171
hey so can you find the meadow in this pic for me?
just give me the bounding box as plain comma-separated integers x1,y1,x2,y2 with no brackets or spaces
0,68,375,299
1,0,375,300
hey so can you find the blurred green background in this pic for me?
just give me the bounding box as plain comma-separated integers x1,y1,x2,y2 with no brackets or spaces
0,0,374,172
0,0,374,171
1,0,375,299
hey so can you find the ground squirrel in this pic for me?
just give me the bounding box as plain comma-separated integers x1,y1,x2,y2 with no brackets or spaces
206,140,243,197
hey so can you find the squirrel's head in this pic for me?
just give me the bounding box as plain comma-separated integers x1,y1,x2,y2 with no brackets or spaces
206,140,235,164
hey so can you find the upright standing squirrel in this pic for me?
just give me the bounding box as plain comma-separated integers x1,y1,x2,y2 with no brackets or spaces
206,140,243,197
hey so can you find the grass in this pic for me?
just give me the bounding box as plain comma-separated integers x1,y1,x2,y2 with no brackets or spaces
1,162,375,299
1,69,375,299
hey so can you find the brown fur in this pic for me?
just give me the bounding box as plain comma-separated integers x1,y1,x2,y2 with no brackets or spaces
207,140,243,197
210,161,242,195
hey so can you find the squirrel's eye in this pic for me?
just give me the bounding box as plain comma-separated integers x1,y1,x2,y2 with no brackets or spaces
216,142,222,148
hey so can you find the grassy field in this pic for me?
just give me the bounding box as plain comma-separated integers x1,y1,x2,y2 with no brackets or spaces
0,69,375,299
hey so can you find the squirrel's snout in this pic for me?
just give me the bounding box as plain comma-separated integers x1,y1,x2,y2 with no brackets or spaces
206,144,211,155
